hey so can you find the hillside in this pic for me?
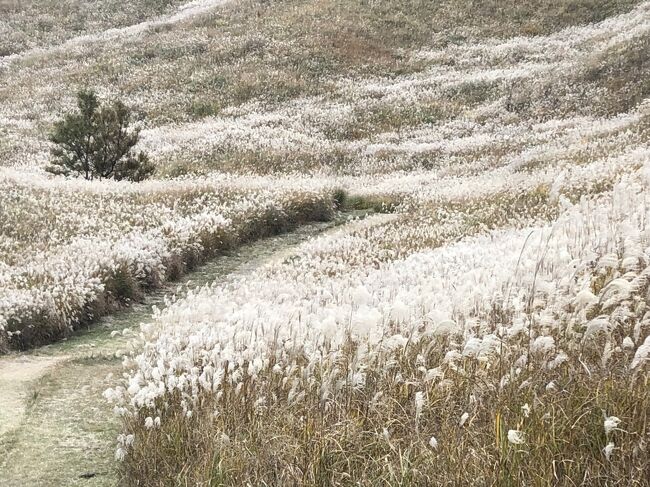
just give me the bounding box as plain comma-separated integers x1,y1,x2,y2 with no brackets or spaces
0,1,649,485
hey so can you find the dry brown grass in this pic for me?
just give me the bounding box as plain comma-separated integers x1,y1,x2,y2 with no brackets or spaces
120,334,649,486
116,180,650,486
508,31,650,120
430,0,643,38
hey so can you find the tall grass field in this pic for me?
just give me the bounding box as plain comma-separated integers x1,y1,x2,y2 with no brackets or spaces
1,0,649,485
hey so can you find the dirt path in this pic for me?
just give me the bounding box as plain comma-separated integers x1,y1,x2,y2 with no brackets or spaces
0,0,234,68
0,355,69,439
0,212,385,486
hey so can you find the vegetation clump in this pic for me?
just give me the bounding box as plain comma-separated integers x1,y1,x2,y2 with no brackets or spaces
46,90,154,182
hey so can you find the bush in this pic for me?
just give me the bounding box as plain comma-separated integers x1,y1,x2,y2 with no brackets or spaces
46,90,154,182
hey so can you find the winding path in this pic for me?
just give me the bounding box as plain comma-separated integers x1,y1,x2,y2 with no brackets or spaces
0,0,234,70
0,213,375,486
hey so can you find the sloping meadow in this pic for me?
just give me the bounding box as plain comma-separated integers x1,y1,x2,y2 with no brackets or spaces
1,0,649,484
109,161,650,485
0,170,337,352
99,2,650,484
2,1,649,176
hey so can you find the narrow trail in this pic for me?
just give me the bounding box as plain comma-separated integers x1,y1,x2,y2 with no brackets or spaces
0,0,233,69
0,212,381,487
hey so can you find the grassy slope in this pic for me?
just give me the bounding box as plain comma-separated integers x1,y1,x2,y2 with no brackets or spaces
0,0,645,171
1,1,649,485
0,0,187,55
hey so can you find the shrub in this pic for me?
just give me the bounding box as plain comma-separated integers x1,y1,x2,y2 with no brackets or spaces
46,90,154,182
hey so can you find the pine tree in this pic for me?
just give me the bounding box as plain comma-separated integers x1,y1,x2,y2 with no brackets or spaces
47,90,154,182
